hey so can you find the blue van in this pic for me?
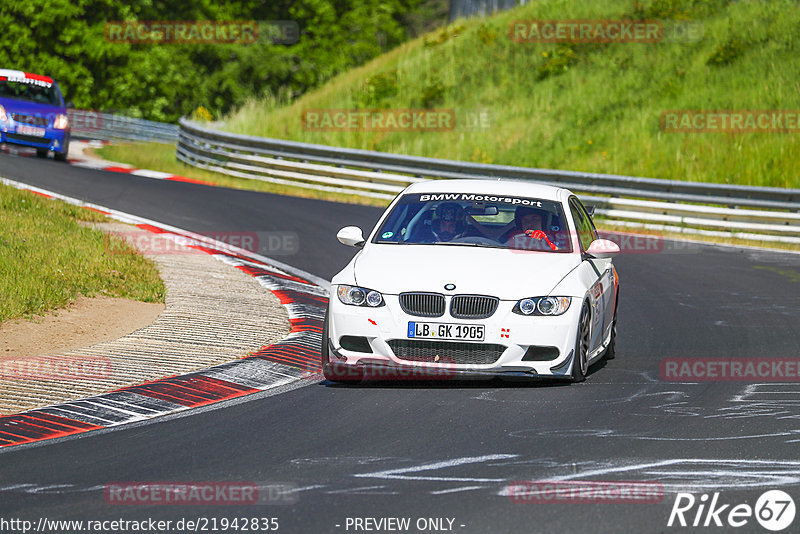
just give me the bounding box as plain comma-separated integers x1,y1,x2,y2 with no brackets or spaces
0,69,71,161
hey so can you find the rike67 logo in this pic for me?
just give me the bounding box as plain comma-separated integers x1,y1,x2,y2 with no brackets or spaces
668,490,795,531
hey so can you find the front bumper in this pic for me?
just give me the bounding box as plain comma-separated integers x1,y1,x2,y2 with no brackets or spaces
1,125,70,154
327,294,581,379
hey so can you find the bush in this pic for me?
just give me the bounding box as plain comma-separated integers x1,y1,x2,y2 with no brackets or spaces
536,45,579,81
419,78,446,108
0,0,443,122
359,71,400,108
707,37,748,66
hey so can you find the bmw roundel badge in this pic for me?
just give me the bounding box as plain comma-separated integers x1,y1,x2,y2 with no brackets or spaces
444,283,456,291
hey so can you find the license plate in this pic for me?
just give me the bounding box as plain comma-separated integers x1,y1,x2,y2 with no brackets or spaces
17,125,46,137
407,321,485,341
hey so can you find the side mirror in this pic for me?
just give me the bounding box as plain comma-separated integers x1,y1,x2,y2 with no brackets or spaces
337,226,365,247
585,239,620,259
66,101,75,109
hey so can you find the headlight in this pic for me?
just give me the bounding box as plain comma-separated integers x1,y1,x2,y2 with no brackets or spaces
0,105,7,122
53,114,69,129
518,298,536,315
336,285,384,307
513,296,571,316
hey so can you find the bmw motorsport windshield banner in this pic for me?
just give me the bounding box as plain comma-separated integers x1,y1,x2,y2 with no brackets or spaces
415,193,545,206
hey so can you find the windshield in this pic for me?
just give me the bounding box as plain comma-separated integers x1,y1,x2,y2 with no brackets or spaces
372,192,573,252
0,79,61,106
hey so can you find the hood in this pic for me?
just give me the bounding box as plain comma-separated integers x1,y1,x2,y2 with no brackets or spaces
0,97,65,119
353,244,581,300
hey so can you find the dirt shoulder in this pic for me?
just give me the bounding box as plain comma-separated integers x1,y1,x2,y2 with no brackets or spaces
0,221,290,415
0,296,164,361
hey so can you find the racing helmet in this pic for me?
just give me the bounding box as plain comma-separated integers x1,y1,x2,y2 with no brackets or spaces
432,202,467,241
514,206,548,231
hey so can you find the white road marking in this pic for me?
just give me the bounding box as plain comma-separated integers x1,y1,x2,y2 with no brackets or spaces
130,169,174,179
325,485,398,495
354,454,518,482
429,486,485,495
280,484,326,494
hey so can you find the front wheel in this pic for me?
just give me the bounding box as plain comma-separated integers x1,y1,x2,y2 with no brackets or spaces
571,302,591,383
35,148,48,158
54,140,69,162
604,293,618,361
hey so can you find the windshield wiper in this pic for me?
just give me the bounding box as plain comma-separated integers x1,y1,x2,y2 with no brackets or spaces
432,241,501,248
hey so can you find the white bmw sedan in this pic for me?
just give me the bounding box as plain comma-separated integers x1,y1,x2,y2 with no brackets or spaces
322,179,620,383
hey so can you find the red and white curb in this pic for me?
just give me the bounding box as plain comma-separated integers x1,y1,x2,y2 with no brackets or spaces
0,178,328,449
2,140,215,185
68,139,213,184
69,160,214,185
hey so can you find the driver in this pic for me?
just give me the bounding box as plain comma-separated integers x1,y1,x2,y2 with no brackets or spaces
431,202,468,242
504,206,558,251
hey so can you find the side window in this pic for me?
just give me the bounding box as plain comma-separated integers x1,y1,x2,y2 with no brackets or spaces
569,198,596,251
576,198,598,237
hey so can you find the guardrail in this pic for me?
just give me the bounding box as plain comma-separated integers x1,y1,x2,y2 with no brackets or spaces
176,118,800,245
69,110,178,143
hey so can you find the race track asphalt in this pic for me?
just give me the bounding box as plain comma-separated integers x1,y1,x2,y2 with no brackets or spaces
1,154,799,533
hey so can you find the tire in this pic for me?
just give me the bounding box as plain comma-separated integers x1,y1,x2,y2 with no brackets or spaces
55,140,69,162
321,307,362,384
571,302,591,383
35,148,48,158
604,292,618,361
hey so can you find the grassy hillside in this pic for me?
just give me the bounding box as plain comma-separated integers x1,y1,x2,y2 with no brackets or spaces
221,0,800,189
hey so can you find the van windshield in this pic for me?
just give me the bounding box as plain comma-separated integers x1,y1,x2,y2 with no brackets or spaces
0,79,62,106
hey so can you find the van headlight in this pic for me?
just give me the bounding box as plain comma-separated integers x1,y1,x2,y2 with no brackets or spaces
53,114,69,129
336,285,384,307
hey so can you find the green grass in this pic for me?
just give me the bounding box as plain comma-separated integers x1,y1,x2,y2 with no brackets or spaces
93,142,391,207
220,0,800,189
0,184,165,323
